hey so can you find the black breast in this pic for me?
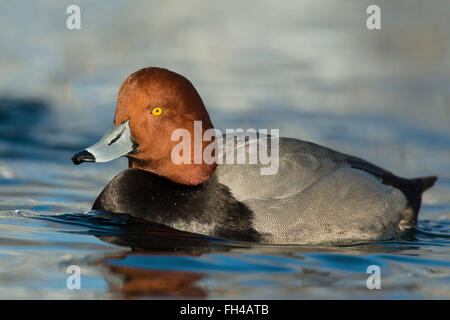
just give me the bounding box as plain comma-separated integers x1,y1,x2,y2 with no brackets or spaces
92,168,260,242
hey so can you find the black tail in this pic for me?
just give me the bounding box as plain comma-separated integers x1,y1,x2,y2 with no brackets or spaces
381,174,437,226
414,176,437,193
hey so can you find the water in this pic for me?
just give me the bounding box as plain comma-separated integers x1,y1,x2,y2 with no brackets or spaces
0,0,449,299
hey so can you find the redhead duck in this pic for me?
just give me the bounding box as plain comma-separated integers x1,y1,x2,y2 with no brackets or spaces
72,67,437,244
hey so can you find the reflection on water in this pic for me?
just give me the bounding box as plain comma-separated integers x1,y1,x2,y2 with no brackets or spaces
0,0,449,299
0,209,446,299
106,263,207,299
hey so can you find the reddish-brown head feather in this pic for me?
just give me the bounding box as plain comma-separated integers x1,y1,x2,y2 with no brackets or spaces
114,67,217,185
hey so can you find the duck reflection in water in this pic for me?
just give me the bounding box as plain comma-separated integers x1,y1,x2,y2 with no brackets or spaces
90,213,239,299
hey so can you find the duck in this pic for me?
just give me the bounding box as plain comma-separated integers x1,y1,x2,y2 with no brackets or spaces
72,67,437,244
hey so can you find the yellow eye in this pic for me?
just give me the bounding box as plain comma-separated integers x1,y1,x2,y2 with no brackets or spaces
151,107,163,116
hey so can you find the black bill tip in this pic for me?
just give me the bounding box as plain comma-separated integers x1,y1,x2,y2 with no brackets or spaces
72,150,95,165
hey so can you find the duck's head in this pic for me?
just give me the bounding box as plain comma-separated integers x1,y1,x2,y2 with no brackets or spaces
72,67,217,185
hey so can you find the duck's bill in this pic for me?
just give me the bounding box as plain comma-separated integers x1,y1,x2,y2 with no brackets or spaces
72,120,137,165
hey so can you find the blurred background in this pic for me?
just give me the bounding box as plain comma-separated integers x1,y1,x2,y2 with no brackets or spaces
0,0,449,299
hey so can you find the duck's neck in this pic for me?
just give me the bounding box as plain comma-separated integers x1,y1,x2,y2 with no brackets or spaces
128,157,216,186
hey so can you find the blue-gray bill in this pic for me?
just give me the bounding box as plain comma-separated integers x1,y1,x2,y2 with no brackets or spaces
72,120,136,165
